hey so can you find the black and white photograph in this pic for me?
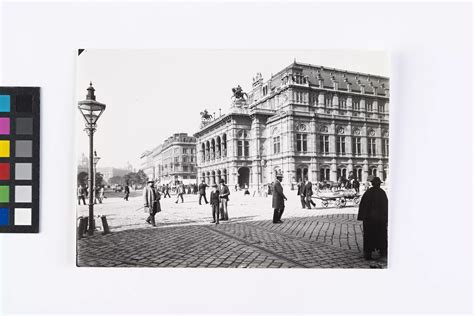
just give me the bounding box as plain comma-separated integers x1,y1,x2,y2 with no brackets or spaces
1,1,472,314
76,50,390,268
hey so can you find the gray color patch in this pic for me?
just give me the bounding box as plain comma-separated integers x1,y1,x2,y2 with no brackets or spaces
16,140,32,157
15,163,32,180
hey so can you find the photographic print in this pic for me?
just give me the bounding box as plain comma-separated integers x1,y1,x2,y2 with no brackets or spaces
76,50,389,268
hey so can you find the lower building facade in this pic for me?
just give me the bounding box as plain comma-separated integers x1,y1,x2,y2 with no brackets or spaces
140,133,198,185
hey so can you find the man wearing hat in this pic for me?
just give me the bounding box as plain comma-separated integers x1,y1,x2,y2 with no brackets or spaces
219,178,230,220
272,172,287,224
143,179,161,227
209,184,220,224
357,177,388,260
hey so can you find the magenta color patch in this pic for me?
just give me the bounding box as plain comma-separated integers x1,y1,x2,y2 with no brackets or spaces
0,118,10,135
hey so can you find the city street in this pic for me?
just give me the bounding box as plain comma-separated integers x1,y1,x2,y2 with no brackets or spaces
77,188,387,268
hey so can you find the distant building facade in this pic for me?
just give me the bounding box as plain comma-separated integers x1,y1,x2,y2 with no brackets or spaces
140,133,197,185
77,153,131,183
194,61,389,188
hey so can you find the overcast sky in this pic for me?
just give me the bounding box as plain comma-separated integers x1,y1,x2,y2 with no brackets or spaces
76,49,389,170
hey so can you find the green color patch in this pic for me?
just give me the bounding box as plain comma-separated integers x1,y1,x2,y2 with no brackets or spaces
0,186,9,203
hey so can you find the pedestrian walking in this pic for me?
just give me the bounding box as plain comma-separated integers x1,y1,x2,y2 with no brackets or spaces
297,180,306,208
143,180,161,227
357,177,388,260
124,183,130,201
175,182,184,203
77,185,86,205
304,179,316,209
219,179,230,220
272,173,287,224
163,184,171,198
198,180,209,205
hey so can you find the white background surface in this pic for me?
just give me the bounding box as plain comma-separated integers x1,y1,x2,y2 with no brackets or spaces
0,1,472,315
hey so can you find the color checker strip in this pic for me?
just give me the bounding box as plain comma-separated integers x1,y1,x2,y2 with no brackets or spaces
0,87,40,233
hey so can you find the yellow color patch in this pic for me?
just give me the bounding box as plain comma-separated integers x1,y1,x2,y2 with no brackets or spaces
0,140,10,157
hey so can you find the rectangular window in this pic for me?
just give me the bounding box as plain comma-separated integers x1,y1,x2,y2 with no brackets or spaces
273,136,280,154
244,141,249,157
353,99,360,110
368,138,376,155
336,136,345,154
352,137,361,155
339,97,346,109
296,134,307,152
383,139,389,156
324,94,332,106
237,141,243,157
367,99,373,112
182,148,187,154
183,165,188,172
379,102,385,113
320,135,329,154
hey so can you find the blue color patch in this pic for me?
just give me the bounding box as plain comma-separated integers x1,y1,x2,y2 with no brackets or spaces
0,95,11,112
0,208,9,226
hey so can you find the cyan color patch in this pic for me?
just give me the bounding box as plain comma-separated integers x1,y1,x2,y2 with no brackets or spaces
0,95,11,112
0,208,9,226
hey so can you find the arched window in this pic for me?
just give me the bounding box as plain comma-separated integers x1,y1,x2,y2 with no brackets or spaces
337,166,347,180
222,134,227,157
210,139,216,160
319,166,330,181
216,136,221,159
296,166,308,182
205,141,210,161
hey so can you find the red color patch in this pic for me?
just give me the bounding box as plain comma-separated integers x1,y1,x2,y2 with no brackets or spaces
0,163,10,180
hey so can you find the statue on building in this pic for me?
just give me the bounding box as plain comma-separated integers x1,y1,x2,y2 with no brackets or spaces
231,85,248,101
200,109,213,121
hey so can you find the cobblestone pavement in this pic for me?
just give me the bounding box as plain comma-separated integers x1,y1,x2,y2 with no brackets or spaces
77,191,387,268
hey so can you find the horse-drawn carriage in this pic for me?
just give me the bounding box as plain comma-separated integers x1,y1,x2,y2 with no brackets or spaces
313,189,361,208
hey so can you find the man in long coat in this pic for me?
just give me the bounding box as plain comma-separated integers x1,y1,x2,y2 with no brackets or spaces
143,180,160,227
357,177,388,260
219,179,230,220
304,179,316,209
272,173,287,224
198,180,209,205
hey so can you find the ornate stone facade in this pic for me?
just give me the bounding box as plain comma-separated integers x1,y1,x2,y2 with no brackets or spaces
140,133,197,185
195,61,389,188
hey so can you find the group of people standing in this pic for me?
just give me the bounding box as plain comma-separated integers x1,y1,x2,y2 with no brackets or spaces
77,184,105,205
140,172,388,261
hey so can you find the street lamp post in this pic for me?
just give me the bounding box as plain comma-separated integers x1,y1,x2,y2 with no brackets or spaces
92,151,101,204
78,83,106,236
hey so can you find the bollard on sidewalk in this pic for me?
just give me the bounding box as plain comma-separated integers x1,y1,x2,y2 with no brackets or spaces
77,217,85,240
100,215,110,235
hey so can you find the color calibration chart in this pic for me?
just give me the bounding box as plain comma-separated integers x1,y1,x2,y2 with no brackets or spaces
0,87,40,233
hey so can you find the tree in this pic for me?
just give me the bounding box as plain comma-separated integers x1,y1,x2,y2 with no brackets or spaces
95,172,104,187
109,175,123,185
77,171,88,187
136,169,148,186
